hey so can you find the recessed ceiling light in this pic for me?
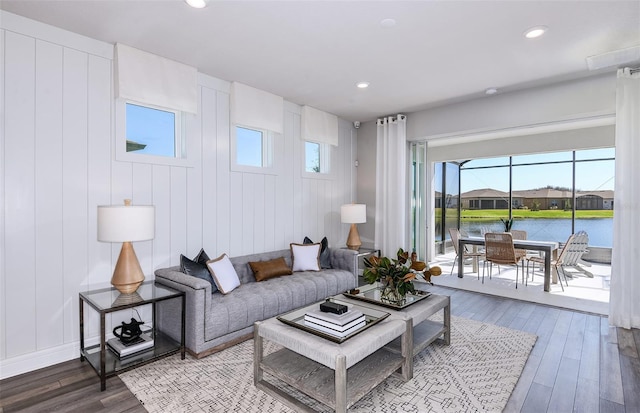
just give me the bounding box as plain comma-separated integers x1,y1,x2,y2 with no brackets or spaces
185,0,208,8
485,87,498,95
524,25,548,39
380,18,397,28
356,82,370,89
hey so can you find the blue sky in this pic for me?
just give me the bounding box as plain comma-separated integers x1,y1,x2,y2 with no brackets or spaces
461,148,615,193
236,127,262,167
126,103,176,157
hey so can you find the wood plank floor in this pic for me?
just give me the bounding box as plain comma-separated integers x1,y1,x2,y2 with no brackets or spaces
1,286,638,412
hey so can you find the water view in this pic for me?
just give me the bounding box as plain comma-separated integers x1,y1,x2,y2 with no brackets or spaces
460,218,613,247
415,148,616,262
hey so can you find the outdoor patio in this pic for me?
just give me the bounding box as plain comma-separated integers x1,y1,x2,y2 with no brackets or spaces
426,251,611,316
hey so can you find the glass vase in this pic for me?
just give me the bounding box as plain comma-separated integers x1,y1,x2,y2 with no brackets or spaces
380,282,406,306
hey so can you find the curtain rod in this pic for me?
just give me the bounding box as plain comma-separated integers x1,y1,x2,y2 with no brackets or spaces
377,114,406,125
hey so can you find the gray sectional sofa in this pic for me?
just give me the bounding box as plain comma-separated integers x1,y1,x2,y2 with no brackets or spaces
155,247,358,358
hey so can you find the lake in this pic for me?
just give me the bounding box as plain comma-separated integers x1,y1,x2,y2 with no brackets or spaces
460,218,613,247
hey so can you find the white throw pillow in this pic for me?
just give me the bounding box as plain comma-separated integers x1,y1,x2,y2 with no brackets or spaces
290,243,321,272
206,254,241,294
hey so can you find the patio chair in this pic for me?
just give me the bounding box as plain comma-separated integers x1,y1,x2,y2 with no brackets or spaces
510,230,528,277
563,231,593,278
527,231,591,291
449,228,484,277
483,232,525,288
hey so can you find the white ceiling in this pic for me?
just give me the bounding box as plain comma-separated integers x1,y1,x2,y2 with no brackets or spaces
2,0,639,122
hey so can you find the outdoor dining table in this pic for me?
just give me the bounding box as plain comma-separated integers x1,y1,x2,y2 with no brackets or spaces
458,236,559,292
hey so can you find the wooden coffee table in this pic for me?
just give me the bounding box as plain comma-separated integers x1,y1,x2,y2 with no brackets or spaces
254,301,410,413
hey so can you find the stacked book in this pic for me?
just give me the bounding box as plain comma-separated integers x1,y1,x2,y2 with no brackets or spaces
304,308,366,338
107,333,154,358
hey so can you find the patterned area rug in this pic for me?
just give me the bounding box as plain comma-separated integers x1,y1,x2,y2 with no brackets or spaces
120,315,536,412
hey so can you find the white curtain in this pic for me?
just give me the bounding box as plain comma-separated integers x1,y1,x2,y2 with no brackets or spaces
610,68,640,329
375,115,407,257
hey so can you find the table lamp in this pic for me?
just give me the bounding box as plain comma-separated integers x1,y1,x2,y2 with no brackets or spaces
341,204,366,250
98,199,155,294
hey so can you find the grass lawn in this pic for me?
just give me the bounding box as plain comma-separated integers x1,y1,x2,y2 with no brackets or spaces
455,209,613,220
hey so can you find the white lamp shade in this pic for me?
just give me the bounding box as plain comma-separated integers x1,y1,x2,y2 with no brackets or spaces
341,204,366,224
97,205,155,242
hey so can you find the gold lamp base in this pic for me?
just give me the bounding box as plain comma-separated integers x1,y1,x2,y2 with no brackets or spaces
346,223,362,250
111,241,145,294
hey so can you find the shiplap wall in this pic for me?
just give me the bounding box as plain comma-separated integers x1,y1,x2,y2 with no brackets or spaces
0,12,356,378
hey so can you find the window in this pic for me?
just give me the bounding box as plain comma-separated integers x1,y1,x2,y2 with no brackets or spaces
305,142,320,172
457,149,614,246
304,141,331,175
116,100,192,167
232,126,274,172
236,127,264,167
429,161,459,253
126,103,180,157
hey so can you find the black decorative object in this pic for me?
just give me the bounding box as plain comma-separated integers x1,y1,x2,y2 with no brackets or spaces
320,299,348,315
113,318,145,344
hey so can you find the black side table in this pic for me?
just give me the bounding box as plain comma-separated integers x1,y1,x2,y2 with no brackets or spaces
79,281,185,391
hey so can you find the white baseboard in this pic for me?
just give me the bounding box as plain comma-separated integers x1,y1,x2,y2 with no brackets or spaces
0,336,101,380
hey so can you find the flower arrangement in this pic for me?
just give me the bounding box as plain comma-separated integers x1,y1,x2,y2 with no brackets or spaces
362,248,441,304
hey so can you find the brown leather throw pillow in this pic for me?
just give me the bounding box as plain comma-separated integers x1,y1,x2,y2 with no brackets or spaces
249,257,292,282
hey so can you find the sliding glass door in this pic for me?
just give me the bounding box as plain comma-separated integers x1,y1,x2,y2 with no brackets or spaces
410,145,614,262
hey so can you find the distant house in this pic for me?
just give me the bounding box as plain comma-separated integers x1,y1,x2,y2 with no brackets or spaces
575,191,614,210
461,188,614,210
460,188,511,209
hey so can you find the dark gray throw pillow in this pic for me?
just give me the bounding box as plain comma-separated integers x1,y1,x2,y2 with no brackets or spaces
194,248,210,265
180,249,218,293
303,236,331,269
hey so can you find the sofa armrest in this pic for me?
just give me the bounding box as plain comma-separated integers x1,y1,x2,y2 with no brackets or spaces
329,248,358,276
154,266,211,353
155,266,211,293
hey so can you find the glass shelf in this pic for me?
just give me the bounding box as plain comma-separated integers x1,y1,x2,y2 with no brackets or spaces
79,281,185,391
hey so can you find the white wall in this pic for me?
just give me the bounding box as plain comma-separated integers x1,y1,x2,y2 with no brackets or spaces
0,12,356,378
406,73,616,140
354,120,377,247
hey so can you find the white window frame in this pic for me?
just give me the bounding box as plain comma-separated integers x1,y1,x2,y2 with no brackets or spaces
115,99,194,167
302,140,335,179
231,125,277,174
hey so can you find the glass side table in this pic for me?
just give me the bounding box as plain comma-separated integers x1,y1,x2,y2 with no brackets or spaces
79,281,185,391
340,246,381,286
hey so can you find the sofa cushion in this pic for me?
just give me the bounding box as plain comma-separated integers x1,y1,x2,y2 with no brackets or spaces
304,236,331,269
207,254,241,294
249,257,292,282
180,251,218,293
291,243,320,272
230,249,292,284
154,248,359,356
203,268,353,340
